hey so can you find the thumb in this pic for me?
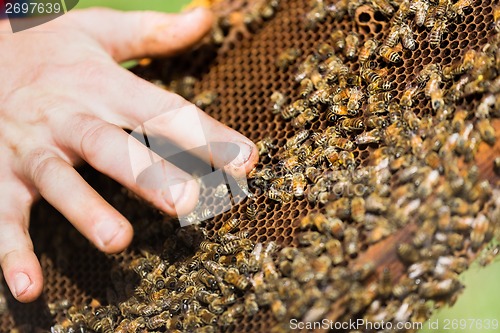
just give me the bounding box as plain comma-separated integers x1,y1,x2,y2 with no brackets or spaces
71,7,214,61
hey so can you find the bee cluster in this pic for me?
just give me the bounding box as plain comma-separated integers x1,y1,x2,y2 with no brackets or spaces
209,0,280,52
305,0,475,52
244,0,500,330
51,219,280,333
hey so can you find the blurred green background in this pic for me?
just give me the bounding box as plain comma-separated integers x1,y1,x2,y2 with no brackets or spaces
73,1,500,332
75,0,190,12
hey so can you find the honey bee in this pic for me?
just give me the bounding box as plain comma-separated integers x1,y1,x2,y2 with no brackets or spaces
220,239,253,255
402,109,421,131
361,67,382,84
345,32,360,59
331,87,350,105
495,4,500,32
327,104,348,121
479,244,500,266
396,243,420,264
115,317,146,333
339,117,365,132
365,116,388,129
364,193,388,214
146,311,170,330
316,42,335,60
275,48,302,69
400,85,420,108
218,219,241,239
291,172,307,197
425,6,438,29
223,268,250,290
429,19,447,48
367,101,387,115
425,72,444,110
193,91,218,109
271,299,287,320
368,92,392,104
320,214,346,237
248,242,263,272
284,129,310,150
471,214,491,251
330,29,346,51
447,75,469,102
0,291,6,316
200,241,221,254
450,108,467,132
476,118,496,145
435,0,449,18
419,278,462,298
282,98,308,119
305,0,327,29
295,54,318,82
417,169,440,198
379,45,401,63
291,107,319,128
476,94,495,119
246,201,257,220
393,276,418,299
378,267,392,298
325,198,351,219
338,150,356,169
219,304,245,327
370,0,394,17
304,146,324,166
256,137,276,157
48,299,71,316
347,87,364,115
494,157,500,175
464,77,491,97
325,238,345,264
350,197,366,223
262,255,280,281
408,260,435,279
399,23,416,50
326,137,354,152
367,80,393,94
244,294,259,316
270,91,287,114
348,281,378,313
359,39,379,63
196,290,218,304
384,25,400,48
443,61,472,81
413,0,429,26
299,78,314,98
343,227,359,257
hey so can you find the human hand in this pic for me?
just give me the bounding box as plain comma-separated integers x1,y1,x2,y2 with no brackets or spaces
0,8,257,302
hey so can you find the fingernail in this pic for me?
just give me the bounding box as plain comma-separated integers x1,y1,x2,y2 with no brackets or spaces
96,220,122,247
164,179,187,209
14,272,31,297
231,142,252,168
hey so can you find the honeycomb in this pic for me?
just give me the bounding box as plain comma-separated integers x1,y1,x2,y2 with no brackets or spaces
2,0,500,332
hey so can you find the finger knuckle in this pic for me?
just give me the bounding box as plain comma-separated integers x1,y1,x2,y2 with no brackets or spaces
77,117,108,162
25,149,59,187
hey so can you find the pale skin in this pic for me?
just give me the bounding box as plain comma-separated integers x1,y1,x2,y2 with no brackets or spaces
0,8,258,302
